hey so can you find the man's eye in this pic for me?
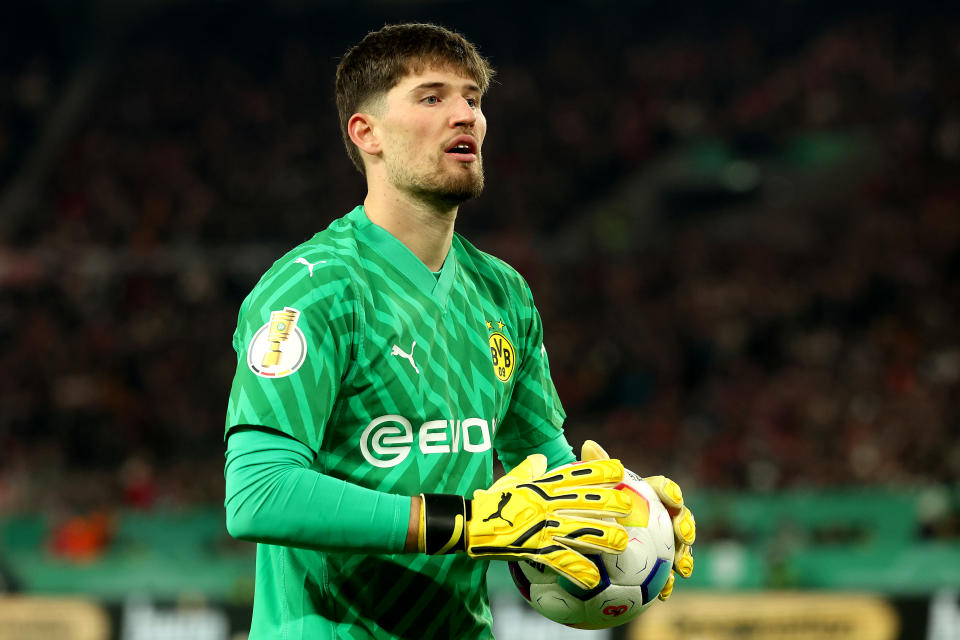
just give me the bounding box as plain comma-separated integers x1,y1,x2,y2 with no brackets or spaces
422,96,439,105
466,97,480,108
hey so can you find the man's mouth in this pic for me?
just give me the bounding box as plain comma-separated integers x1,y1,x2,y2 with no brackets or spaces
445,136,478,160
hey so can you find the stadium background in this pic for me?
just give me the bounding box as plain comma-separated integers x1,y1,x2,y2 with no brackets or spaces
1,0,959,638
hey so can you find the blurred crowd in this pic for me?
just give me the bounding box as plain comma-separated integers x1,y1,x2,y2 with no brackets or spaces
0,2,958,523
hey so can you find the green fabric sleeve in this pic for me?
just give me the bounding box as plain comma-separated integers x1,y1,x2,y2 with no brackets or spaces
497,430,576,473
224,429,410,553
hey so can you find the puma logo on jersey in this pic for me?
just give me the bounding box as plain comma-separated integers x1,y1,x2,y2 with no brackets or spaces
293,257,326,277
483,492,514,527
391,341,420,374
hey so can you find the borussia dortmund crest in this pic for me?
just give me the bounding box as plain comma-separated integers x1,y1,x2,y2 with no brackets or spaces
487,319,516,382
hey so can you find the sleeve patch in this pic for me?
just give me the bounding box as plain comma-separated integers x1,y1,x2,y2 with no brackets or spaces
247,307,308,378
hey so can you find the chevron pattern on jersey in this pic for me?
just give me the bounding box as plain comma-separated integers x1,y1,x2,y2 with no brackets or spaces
226,206,566,639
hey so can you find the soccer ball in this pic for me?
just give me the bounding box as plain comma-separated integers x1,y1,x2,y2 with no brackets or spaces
508,469,675,629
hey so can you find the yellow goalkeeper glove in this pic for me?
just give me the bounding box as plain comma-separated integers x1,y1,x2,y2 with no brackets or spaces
580,440,696,600
418,453,632,589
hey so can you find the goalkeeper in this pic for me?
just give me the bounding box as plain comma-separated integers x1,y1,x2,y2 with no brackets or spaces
224,23,695,639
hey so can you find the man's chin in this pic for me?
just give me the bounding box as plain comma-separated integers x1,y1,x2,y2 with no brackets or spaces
412,174,484,209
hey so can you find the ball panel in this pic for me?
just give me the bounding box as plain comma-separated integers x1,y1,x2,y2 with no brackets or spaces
650,509,676,557
529,583,585,624
640,557,672,604
579,584,646,629
601,528,657,587
508,561,532,601
514,559,557,585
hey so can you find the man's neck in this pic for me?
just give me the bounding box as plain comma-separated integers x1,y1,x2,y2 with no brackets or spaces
363,185,457,272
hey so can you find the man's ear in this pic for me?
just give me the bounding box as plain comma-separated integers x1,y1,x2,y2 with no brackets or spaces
348,112,381,157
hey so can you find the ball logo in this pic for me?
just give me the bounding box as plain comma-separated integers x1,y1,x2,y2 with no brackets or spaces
489,332,516,382
247,307,307,378
360,415,495,468
602,604,629,617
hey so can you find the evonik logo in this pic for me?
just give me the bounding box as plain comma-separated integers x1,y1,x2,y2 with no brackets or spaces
360,415,496,468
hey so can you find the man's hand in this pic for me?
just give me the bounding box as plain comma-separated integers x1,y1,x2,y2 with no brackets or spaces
418,454,632,590
580,440,696,600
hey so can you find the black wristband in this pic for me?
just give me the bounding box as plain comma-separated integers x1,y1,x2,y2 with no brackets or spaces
419,493,471,555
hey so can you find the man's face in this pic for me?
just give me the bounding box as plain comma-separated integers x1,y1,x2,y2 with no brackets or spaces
375,67,487,208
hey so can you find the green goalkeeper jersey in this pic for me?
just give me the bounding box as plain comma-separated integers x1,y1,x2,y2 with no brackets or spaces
225,206,567,639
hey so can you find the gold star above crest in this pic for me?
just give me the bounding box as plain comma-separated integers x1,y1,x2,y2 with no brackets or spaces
485,320,493,330
497,319,506,330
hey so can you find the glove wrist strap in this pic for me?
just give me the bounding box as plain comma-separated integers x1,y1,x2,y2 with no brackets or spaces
418,493,471,555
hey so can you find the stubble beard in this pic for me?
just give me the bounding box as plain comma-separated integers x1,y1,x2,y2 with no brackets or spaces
388,152,485,211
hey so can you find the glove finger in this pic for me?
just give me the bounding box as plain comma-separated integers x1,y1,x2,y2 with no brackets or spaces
489,454,549,492
673,505,696,546
521,485,633,518
674,544,694,578
468,545,601,590
580,440,611,462
536,547,602,590
532,459,625,490
552,516,629,554
658,571,676,601
645,475,684,512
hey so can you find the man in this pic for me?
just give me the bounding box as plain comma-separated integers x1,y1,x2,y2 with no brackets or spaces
224,23,695,639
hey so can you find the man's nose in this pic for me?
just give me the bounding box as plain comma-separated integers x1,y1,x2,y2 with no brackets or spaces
451,96,477,127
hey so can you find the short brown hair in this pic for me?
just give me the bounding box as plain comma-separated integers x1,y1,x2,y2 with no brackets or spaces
335,23,495,174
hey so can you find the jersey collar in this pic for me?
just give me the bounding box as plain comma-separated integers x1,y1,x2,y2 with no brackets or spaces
350,206,456,306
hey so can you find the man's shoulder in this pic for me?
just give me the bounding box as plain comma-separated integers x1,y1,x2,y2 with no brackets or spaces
244,214,364,307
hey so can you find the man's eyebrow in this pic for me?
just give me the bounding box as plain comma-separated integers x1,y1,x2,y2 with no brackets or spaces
410,81,482,93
